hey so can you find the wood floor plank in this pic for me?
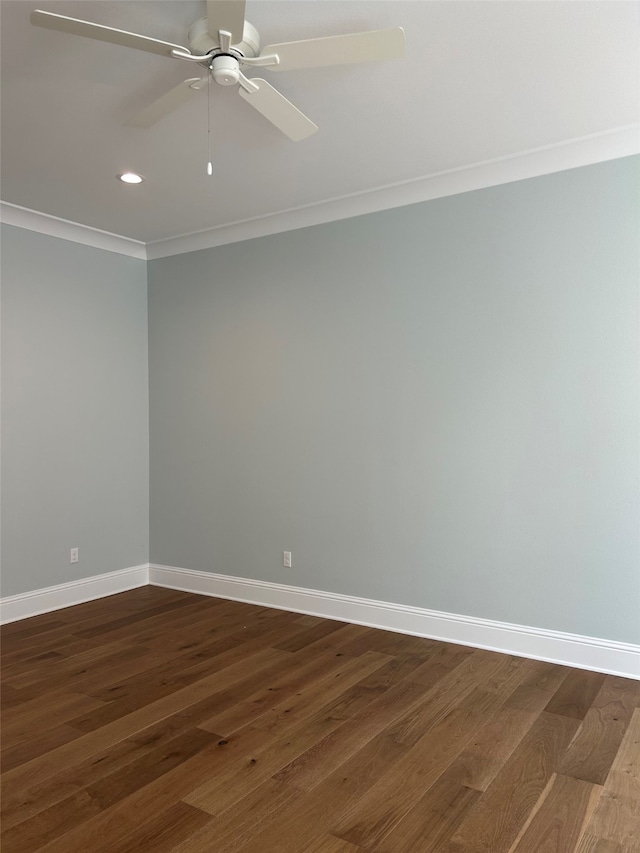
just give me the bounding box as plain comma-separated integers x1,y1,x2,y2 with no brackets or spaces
2,595,202,660
2,645,288,790
2,713,223,829
1,724,84,773
0,588,183,645
584,707,640,851
334,626,441,659
504,661,570,713
52,588,196,625
69,625,301,732
107,604,249,654
167,778,302,853
246,649,392,734
316,652,427,721
2,590,638,853
508,773,602,852
445,712,580,852
132,600,289,653
1,787,103,853
446,704,538,792
102,800,212,853
332,686,523,849
70,638,301,734
2,639,149,690
198,646,361,736
1,691,106,743
575,834,624,852
2,718,267,831
84,610,300,703
86,727,219,810
406,641,476,686
0,631,102,667
544,669,607,720
295,614,325,626
5,726,217,848
270,676,429,791
1,683,31,710
306,837,364,853
558,675,640,785
273,619,348,652
374,764,482,853
0,617,69,641
385,651,530,749
304,622,375,653
14,730,270,853
184,699,351,814
235,723,411,853
72,596,211,640
28,646,168,698
1,643,68,668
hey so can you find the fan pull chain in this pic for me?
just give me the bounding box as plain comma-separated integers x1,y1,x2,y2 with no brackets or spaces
207,74,213,176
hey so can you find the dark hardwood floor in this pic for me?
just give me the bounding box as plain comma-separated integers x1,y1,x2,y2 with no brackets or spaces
1,586,639,852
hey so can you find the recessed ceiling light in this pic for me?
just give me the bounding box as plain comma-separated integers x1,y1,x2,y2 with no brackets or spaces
116,172,144,184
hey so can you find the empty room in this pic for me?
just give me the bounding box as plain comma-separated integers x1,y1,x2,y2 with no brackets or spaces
1,1,639,851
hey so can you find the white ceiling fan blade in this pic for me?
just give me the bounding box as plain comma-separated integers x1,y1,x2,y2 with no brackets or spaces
262,27,405,72
207,1,246,44
124,78,207,128
30,10,191,57
238,79,318,142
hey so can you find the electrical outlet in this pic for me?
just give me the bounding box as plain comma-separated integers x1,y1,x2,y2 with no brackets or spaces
283,551,292,568
70,547,79,563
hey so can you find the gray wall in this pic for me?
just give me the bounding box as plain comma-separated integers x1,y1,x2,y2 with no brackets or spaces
148,156,640,645
1,225,149,596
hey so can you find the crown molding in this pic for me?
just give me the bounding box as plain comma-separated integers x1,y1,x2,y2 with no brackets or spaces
146,124,640,259
2,126,638,261
0,201,147,260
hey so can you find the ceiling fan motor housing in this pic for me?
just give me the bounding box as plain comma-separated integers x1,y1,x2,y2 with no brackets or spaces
211,55,240,85
188,17,260,58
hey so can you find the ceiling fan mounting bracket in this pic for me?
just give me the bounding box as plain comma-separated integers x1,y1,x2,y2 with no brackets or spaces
188,17,259,60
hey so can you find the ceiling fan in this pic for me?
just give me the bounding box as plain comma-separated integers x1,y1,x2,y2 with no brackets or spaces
31,1,405,142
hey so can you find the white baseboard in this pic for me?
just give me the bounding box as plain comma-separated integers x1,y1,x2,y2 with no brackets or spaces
0,565,149,624
149,564,640,680
3,563,637,680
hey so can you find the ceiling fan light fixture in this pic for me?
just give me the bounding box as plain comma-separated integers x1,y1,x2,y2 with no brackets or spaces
117,171,145,184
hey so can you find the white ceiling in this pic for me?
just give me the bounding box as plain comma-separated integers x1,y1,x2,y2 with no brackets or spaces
1,0,639,248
